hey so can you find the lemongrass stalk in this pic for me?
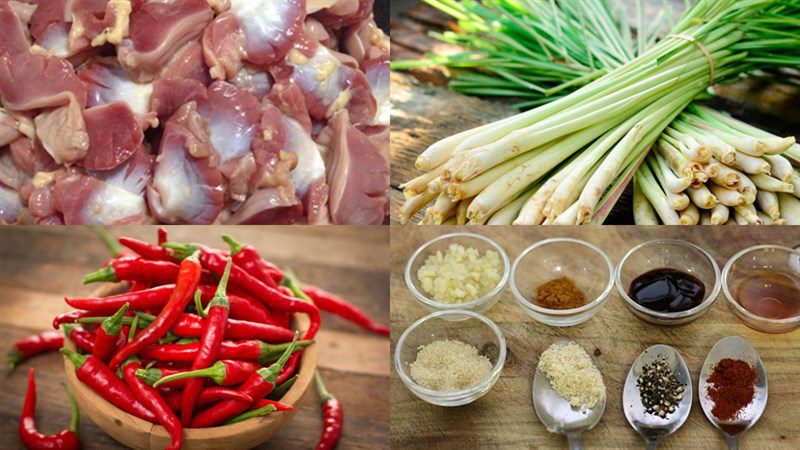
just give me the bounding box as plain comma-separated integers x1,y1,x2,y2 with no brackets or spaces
550,202,582,225
652,152,691,193
441,215,457,225
711,203,729,225
633,176,660,225
637,159,680,225
701,160,720,178
687,184,717,209
791,171,800,198
733,209,749,225
777,193,799,225
429,191,456,225
686,115,765,156
785,145,800,164
761,154,793,183
455,198,472,225
709,184,746,206
690,104,796,155
400,190,438,224
665,127,711,162
487,188,537,225
673,119,736,164
734,204,762,225
680,202,700,225
756,212,776,225
731,168,757,201
514,153,591,225
400,165,445,197
756,190,780,220
700,211,712,225
749,174,794,193
732,151,771,175
657,139,698,179
709,162,740,188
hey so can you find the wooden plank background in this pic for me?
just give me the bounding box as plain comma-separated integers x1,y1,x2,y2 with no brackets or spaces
0,226,389,449
389,1,800,225
390,226,800,449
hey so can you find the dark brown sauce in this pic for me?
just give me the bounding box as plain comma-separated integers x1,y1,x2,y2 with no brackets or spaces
736,271,800,319
628,268,706,312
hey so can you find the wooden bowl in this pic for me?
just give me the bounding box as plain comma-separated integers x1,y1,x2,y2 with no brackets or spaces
63,284,317,450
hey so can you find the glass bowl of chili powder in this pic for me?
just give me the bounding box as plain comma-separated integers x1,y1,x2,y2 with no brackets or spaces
615,240,721,326
722,245,800,333
509,238,614,327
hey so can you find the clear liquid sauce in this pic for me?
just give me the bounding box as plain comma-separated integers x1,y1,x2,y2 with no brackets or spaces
735,270,800,319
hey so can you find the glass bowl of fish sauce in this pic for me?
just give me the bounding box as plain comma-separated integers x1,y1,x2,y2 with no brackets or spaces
510,238,614,327
615,240,721,326
722,245,800,333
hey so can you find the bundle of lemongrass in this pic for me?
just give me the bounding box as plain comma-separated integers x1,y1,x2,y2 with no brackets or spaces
634,104,799,225
397,0,800,225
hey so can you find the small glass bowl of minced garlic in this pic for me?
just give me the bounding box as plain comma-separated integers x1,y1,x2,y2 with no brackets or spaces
394,310,506,406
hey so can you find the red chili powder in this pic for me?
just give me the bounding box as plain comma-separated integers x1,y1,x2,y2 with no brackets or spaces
706,358,758,421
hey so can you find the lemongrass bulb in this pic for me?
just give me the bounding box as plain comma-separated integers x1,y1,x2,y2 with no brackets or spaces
711,203,729,225
687,184,717,209
756,190,780,220
750,174,794,193
633,177,660,225
668,191,690,210
756,211,773,225
711,163,741,188
791,171,800,198
695,133,736,165
729,136,765,156
734,204,762,225
700,211,713,225
777,193,799,225
732,151,771,175
761,154,793,183
760,136,795,155
710,184,746,206
679,202,700,225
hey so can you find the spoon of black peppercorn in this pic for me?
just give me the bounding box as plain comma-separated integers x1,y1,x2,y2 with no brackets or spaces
699,336,768,450
623,345,692,449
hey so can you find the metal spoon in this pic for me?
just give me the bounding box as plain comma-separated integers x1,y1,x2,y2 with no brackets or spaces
533,340,606,450
623,345,692,449
699,336,768,450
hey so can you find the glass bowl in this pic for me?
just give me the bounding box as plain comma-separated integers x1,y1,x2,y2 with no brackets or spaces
509,238,614,327
615,240,721,326
722,245,800,333
394,310,506,407
404,233,510,315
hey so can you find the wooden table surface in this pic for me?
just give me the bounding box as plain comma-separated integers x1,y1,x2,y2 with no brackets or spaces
390,226,800,449
389,2,800,225
0,226,389,449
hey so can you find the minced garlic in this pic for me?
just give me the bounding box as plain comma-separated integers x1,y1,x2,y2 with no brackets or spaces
409,339,493,391
538,342,605,411
417,243,501,303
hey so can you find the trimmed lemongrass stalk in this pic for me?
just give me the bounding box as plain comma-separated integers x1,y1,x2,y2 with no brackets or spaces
633,176,660,225
687,184,717,209
442,215,457,225
550,202,582,225
734,204,763,225
749,174,794,193
657,139,699,180
777,193,799,225
428,191,456,225
792,171,800,198
487,187,537,225
700,211,712,225
652,152,691,193
732,151,771,175
686,116,765,156
637,159,680,225
513,152,590,225
756,212,779,226
456,198,472,225
399,190,438,224
701,160,720,178
756,190,780,220
690,104,797,155
400,165,445,197
710,203,729,225
731,168,757,203
665,127,711,163
733,209,750,225
710,184,746,207
680,202,700,225
709,162,740,188
672,119,736,164
761,154,793,183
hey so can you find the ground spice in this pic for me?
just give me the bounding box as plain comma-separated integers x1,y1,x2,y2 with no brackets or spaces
535,277,587,310
706,358,758,421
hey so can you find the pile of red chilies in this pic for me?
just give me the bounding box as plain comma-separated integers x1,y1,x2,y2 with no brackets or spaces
8,229,389,450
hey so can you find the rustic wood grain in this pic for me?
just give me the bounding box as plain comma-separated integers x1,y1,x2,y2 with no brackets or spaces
390,226,800,449
0,226,389,450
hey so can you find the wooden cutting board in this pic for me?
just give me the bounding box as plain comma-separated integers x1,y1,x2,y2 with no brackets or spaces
0,226,389,450
390,226,800,449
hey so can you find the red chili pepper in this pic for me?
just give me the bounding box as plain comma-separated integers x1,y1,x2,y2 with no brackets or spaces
53,310,93,329
276,353,302,386
140,339,312,365
198,285,275,325
138,360,260,388
8,331,64,374
314,371,343,450
224,399,293,425
83,258,185,285
172,314,295,343
119,237,173,261
252,398,293,412
92,304,129,363
164,388,254,412
60,349,156,423
181,258,233,426
189,333,299,428
122,360,182,450
222,235,284,285
65,285,175,314
303,285,390,336
61,324,96,354
108,252,203,370
164,243,321,339
158,228,168,246
19,368,81,450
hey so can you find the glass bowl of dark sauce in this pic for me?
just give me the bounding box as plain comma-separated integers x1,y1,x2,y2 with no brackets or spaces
722,245,800,333
615,240,721,325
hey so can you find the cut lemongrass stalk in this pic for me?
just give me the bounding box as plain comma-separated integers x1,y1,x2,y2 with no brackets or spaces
666,126,710,163
637,159,680,225
400,190,437,224
633,176,660,225
710,163,740,188
756,190,780,220
732,151,771,174
761,154,793,183
687,184,717,209
691,104,796,155
429,191,456,225
657,139,697,179
700,211,712,225
674,120,736,164
777,193,799,225
668,191,690,211
487,188,537,225
734,204,762,225
701,160,720,178
710,184,746,207
653,152,691,193
679,202,700,225
551,202,581,225
400,165,444,197
710,203,729,225
750,174,794,193
456,198,472,225
791,171,800,198
733,209,750,225
756,211,774,225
